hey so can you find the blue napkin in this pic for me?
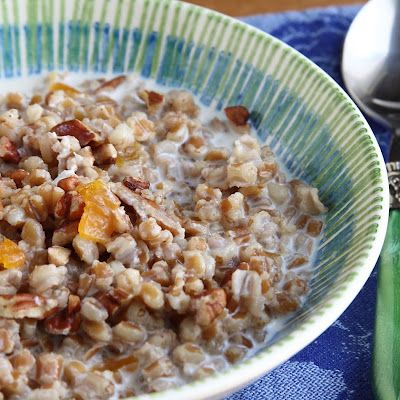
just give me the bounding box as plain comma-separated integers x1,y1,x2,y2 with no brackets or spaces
226,6,391,400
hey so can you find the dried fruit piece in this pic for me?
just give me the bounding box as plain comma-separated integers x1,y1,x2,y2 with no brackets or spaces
0,137,21,164
77,180,121,244
51,119,96,146
123,176,150,191
95,75,126,93
49,82,81,96
78,179,120,210
0,238,25,269
224,105,250,126
78,202,115,244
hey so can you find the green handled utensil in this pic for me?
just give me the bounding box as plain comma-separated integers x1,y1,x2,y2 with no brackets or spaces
342,0,400,399
374,190,400,399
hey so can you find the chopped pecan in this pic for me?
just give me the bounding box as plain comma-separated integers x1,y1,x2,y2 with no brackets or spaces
57,176,80,192
44,309,80,335
112,182,183,237
52,221,79,246
0,294,58,319
95,288,130,317
93,143,117,165
196,288,227,327
48,246,71,266
123,176,150,191
69,194,85,220
224,106,250,126
51,119,96,146
5,169,29,188
77,273,95,298
95,75,126,93
54,192,84,221
138,90,164,114
68,294,81,314
54,192,72,219
0,137,21,164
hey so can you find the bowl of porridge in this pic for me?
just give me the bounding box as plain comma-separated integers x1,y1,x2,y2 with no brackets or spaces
0,0,388,399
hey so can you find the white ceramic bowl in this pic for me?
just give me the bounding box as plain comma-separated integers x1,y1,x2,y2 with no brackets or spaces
0,0,388,398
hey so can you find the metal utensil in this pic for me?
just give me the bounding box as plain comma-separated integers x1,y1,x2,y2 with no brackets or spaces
342,0,400,399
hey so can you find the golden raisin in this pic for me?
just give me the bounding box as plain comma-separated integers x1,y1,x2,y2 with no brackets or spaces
49,82,81,96
0,238,25,269
77,180,120,244
77,179,120,210
78,203,115,244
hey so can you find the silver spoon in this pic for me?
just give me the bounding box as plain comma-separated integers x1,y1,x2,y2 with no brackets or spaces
342,1,400,399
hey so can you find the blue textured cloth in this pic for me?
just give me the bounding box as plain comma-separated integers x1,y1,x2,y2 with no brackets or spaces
225,6,391,400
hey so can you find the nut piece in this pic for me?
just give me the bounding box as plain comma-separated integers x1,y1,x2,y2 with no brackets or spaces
44,310,80,335
95,75,126,92
138,90,164,114
51,119,96,146
73,235,99,265
93,143,117,165
291,180,327,216
112,182,183,237
224,105,250,126
196,289,227,327
0,136,20,163
57,176,80,192
48,246,71,266
5,169,29,188
21,218,45,248
0,294,57,319
123,176,150,191
52,221,79,246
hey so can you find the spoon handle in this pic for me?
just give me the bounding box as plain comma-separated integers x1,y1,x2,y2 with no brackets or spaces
373,163,400,399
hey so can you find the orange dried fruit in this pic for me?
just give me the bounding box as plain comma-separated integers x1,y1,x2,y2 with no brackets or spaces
49,82,81,96
78,203,115,244
0,238,25,269
77,180,120,244
77,179,120,210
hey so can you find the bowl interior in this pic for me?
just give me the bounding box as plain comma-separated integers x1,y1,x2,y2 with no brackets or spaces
0,0,388,398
